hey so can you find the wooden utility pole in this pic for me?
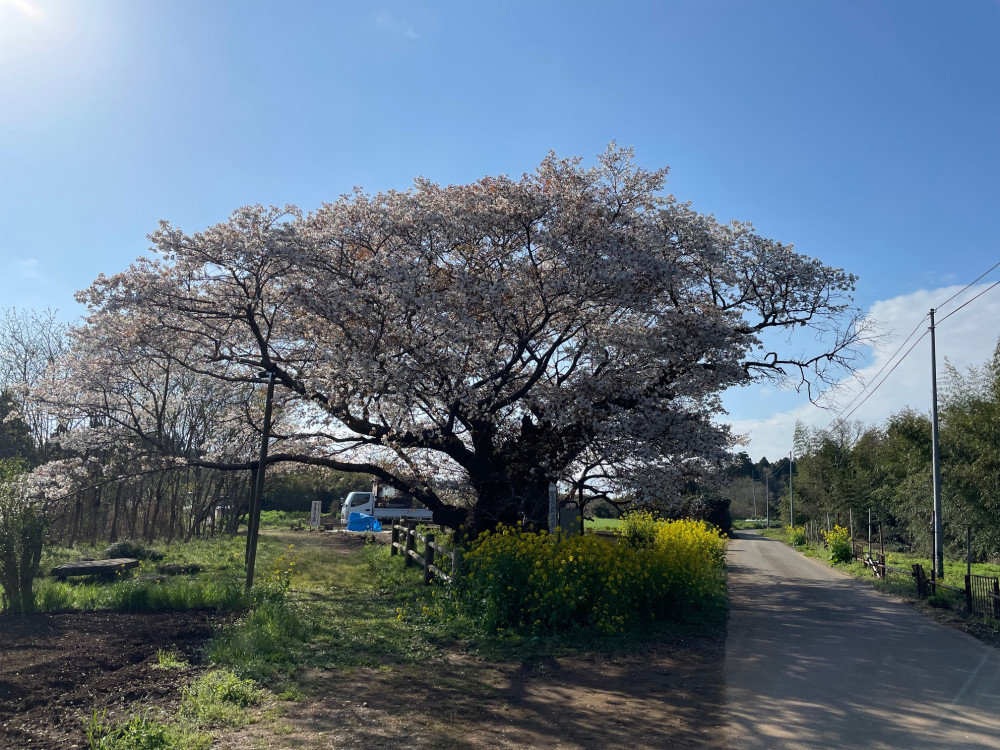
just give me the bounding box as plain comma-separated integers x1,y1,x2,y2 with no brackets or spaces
245,370,276,592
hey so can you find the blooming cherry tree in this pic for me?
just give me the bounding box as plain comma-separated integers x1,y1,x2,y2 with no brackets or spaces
60,146,867,534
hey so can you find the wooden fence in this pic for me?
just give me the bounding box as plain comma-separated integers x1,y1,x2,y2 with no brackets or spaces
850,539,1000,617
852,540,886,578
390,522,462,585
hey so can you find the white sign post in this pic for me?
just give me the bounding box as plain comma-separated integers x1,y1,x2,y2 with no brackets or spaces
548,482,558,534
310,500,322,528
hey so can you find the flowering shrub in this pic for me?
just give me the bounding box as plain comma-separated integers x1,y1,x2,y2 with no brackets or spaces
823,525,852,564
618,510,660,549
460,519,726,634
785,525,807,546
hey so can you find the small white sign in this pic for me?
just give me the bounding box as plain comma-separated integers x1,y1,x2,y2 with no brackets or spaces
310,501,322,527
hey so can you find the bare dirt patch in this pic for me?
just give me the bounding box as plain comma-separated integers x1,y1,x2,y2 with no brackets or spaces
214,630,726,750
0,610,221,749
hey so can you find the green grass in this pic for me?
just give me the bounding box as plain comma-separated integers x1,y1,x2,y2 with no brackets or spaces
38,527,725,666
584,518,622,531
153,649,190,671
207,588,309,682
66,532,307,748
288,533,722,667
36,575,250,613
36,535,289,614
179,669,266,727
258,510,310,529
293,538,464,668
85,708,212,750
878,551,1000,581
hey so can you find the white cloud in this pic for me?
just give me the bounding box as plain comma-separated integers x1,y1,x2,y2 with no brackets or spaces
374,9,418,39
728,283,1000,460
17,258,42,280
0,257,45,292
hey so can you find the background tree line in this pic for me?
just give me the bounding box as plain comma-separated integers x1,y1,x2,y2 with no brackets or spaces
773,339,1000,560
719,451,791,523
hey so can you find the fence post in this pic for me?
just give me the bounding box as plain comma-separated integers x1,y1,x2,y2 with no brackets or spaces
404,525,414,568
913,564,928,598
391,524,398,556
993,579,1000,619
965,574,973,612
452,547,463,582
966,525,972,578
424,533,435,585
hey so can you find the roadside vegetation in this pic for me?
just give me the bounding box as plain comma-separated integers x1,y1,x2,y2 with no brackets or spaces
763,525,1000,576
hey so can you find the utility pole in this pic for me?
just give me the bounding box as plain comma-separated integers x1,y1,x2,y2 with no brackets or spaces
752,481,757,520
929,309,944,579
246,370,276,592
789,450,794,527
765,474,769,528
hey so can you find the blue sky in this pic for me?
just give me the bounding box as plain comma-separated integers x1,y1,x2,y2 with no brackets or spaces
2,0,999,460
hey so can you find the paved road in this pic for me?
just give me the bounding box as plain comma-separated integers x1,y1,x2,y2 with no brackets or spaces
725,531,1000,749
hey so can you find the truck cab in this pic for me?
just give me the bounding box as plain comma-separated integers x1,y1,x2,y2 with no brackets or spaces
339,491,376,524
339,484,434,524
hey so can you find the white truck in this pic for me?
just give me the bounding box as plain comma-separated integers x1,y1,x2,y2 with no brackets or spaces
339,483,434,525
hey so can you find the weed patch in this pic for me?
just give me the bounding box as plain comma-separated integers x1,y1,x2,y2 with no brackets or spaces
180,669,266,727
207,586,309,682
84,708,211,750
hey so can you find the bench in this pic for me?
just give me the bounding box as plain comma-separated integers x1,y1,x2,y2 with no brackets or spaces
51,558,140,580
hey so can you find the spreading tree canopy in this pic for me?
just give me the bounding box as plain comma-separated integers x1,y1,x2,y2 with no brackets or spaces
46,147,866,533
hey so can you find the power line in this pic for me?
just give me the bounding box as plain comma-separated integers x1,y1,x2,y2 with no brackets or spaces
937,279,1000,325
830,312,929,422
745,259,1000,464
836,329,929,425
827,261,1000,428
934,260,1000,314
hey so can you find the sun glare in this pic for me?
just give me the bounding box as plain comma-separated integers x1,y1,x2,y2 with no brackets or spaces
0,0,46,22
